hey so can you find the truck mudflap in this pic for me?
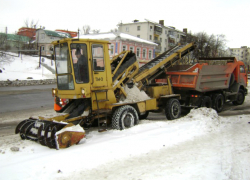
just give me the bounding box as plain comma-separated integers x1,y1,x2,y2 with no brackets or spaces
15,119,85,149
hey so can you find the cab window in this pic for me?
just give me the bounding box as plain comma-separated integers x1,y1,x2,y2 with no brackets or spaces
92,44,104,71
240,65,245,73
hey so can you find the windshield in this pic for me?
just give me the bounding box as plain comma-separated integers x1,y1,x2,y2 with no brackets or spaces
71,43,89,83
55,43,74,90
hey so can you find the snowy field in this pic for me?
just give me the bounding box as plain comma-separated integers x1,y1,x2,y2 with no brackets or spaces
0,52,55,81
0,53,250,180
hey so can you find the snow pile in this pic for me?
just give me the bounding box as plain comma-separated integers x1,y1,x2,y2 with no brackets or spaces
182,108,221,132
121,85,151,103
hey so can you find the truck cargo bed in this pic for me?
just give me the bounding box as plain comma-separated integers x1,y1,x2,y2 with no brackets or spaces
162,59,238,92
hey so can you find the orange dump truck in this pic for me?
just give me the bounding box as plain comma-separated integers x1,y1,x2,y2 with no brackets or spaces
157,57,248,112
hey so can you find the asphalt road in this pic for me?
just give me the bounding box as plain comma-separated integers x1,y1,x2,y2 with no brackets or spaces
0,84,56,136
0,84,55,113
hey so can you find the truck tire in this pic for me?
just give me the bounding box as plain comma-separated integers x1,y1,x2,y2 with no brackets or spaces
165,98,181,120
139,111,149,120
112,105,139,130
200,96,212,108
232,89,245,105
213,94,224,113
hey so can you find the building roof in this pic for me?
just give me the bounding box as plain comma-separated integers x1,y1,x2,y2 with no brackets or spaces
55,29,78,38
38,29,72,38
0,33,31,42
78,32,158,46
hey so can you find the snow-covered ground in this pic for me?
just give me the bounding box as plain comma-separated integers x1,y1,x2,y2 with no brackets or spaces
0,53,250,180
0,52,55,81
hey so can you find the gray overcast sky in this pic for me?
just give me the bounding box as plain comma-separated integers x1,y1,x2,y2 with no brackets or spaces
0,0,249,48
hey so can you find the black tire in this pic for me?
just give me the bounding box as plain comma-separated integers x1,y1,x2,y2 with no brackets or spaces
165,98,181,120
200,96,212,108
139,111,149,120
112,105,139,130
232,89,245,105
212,94,224,113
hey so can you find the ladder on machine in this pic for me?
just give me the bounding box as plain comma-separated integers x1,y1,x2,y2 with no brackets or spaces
93,89,109,132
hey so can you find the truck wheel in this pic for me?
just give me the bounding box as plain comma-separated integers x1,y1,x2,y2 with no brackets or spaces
112,105,139,130
200,96,212,108
139,111,149,120
232,89,245,105
165,98,181,120
213,94,224,113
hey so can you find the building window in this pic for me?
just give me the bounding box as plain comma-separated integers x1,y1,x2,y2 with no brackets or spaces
126,27,129,32
143,49,146,58
110,44,114,55
122,45,127,51
41,33,45,39
165,30,168,34
149,35,152,40
137,26,140,31
150,26,153,31
136,47,141,58
149,50,152,59
137,35,140,38
130,46,134,52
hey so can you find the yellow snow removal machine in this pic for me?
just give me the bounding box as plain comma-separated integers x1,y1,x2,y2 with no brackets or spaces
15,38,195,149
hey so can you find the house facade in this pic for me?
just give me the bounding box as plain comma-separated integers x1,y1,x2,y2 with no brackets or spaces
118,19,186,55
79,32,157,66
36,29,71,56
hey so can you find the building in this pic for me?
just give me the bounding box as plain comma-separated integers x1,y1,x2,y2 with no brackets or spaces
79,32,157,66
0,33,30,50
36,29,72,56
17,27,36,41
118,19,186,55
229,46,250,68
55,29,78,38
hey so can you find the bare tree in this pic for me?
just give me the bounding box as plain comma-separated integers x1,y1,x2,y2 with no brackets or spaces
184,31,227,59
82,25,91,35
24,19,39,28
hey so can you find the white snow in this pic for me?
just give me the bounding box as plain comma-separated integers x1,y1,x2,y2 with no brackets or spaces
121,85,151,103
0,52,55,81
0,53,250,180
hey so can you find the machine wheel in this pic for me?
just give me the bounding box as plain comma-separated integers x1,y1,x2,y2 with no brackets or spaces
139,111,149,120
213,94,224,113
232,89,245,105
165,98,181,120
112,105,139,130
200,96,212,108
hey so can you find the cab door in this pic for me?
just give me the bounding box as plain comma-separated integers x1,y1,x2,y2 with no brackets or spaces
91,43,108,87
239,64,247,87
